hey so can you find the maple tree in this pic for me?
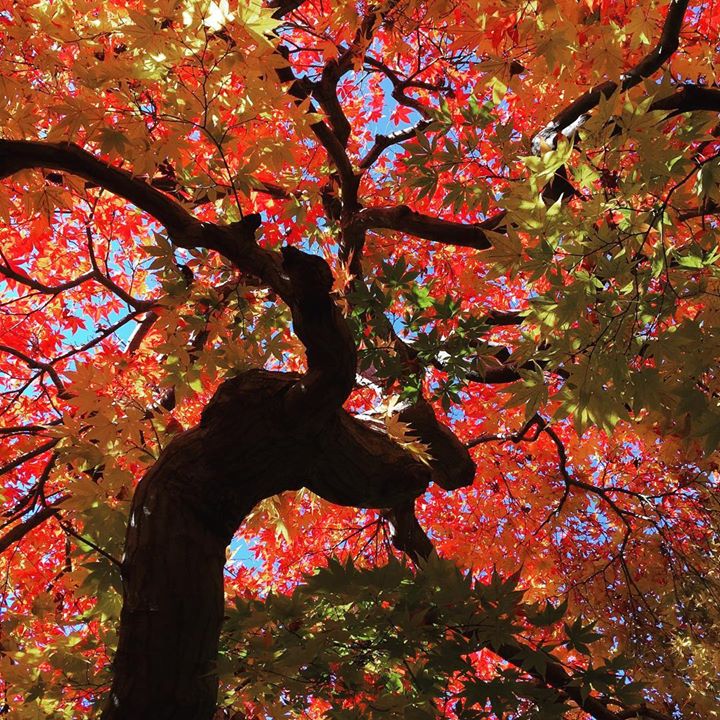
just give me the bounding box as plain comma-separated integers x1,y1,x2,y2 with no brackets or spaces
1,0,719,717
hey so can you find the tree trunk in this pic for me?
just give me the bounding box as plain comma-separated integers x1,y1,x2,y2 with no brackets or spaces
103,371,303,719
104,448,230,719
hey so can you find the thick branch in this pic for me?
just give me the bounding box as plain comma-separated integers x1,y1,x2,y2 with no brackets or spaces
280,247,357,421
268,0,305,19
484,309,526,326
315,64,353,149
532,0,690,151
650,83,720,115
0,142,284,293
312,0,401,151
0,141,203,246
276,57,359,204
104,368,445,719
354,205,495,249
465,365,524,384
396,398,474,491
0,140,361,424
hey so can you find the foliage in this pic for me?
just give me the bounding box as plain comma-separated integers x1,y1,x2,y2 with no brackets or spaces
223,556,640,720
0,0,719,717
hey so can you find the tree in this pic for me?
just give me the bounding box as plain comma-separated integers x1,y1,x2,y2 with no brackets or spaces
0,0,719,717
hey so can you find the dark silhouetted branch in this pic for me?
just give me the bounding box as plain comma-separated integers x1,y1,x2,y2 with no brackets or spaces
532,0,690,152
360,120,432,169
0,140,203,246
354,205,496,249
0,501,63,554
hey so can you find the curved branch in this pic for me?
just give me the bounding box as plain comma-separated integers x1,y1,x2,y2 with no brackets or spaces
0,140,358,420
532,0,690,151
1,454,57,523
360,119,432,170
314,0,401,150
0,249,95,294
0,344,67,395
363,56,436,120
0,140,204,246
279,246,357,421
0,142,289,309
650,83,720,115
396,397,475,490
275,57,359,204
104,364,448,718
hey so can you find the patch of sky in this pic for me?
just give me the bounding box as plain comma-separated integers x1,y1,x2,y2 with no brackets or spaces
226,534,261,573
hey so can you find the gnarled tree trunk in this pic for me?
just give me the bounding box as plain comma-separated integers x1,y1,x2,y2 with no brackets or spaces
104,369,472,719
103,246,474,719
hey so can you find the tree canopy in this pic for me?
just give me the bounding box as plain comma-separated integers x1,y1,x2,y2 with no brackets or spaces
0,0,719,718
